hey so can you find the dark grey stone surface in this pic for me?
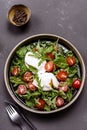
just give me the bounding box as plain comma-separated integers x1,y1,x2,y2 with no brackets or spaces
0,0,87,130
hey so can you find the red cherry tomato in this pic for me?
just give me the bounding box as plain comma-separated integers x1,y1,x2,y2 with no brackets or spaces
66,56,76,66
72,79,81,89
28,82,37,91
56,97,64,107
57,70,68,81
17,85,26,95
35,99,45,110
23,72,33,82
47,52,55,60
44,61,54,72
11,66,19,76
58,82,68,92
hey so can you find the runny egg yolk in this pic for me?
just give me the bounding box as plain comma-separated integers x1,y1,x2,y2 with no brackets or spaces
49,79,53,88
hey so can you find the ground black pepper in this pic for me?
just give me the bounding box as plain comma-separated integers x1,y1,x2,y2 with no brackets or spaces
13,9,27,25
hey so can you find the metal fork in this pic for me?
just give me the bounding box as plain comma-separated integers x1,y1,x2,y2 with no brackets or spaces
6,105,31,130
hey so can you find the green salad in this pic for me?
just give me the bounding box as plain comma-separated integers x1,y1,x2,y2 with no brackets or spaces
10,40,81,111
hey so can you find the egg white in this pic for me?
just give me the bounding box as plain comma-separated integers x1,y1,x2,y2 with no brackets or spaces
25,52,46,73
33,72,59,91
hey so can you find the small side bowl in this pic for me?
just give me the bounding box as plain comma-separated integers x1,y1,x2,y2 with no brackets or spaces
8,4,31,26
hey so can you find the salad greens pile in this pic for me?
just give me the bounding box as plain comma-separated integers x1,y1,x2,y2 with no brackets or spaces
10,40,81,111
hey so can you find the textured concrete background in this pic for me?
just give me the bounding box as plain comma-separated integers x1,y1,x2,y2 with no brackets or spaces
0,0,87,130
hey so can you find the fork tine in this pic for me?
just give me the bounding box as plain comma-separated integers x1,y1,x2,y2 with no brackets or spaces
6,105,15,116
6,107,12,120
9,105,16,113
6,105,12,116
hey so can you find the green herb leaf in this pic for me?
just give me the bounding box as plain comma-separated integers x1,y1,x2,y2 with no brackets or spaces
66,65,78,77
66,89,73,101
16,46,27,58
66,78,73,87
44,104,51,111
10,76,26,87
59,90,67,99
28,65,38,73
54,55,68,69
26,100,35,108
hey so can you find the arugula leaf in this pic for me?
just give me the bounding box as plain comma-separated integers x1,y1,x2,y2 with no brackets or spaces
12,57,23,66
54,55,68,69
66,78,73,87
65,50,74,57
50,96,57,109
44,96,57,110
16,46,27,58
30,91,41,97
58,90,67,99
10,76,26,87
66,89,73,101
26,100,35,108
44,104,51,111
28,65,38,73
45,46,54,53
11,56,29,75
19,64,29,75
19,91,31,100
65,65,78,77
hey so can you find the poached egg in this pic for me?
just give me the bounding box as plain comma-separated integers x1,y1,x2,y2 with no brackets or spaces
33,72,59,91
25,52,59,91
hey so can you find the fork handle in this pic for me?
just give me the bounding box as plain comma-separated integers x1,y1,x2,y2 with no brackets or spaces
22,115,37,130
21,125,28,130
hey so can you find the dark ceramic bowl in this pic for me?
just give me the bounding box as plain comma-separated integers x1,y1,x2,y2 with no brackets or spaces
4,34,86,114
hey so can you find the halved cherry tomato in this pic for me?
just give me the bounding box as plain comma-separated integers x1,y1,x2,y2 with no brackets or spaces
11,66,19,76
17,85,26,95
72,79,81,89
44,61,54,72
23,72,33,82
58,82,68,92
66,56,76,66
47,52,55,60
57,70,68,81
56,97,64,107
28,82,37,91
35,99,45,110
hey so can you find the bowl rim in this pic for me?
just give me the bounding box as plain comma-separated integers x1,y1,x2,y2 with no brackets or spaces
7,4,31,26
4,34,86,114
